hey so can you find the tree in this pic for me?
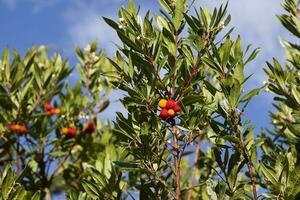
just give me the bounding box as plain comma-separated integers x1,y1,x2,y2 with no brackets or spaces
0,43,117,199
261,0,300,199
2,0,300,200
95,0,261,199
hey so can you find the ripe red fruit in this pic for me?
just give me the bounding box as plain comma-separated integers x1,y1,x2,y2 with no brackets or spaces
0,160,4,165
67,128,77,137
166,100,176,109
84,122,96,134
44,102,52,111
160,109,169,119
173,104,181,112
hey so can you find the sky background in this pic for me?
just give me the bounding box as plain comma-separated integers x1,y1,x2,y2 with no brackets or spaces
0,0,290,147
0,0,291,199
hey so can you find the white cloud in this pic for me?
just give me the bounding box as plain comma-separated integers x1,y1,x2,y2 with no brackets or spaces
1,0,16,9
65,11,118,54
29,0,59,13
195,0,288,85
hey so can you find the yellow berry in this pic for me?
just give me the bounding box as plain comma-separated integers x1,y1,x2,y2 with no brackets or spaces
168,109,175,117
62,128,68,134
158,99,167,108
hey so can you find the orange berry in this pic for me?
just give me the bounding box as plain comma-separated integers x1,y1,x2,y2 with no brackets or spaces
167,109,176,117
19,125,27,133
62,128,69,134
14,125,20,131
9,124,17,132
160,109,169,119
166,100,176,109
158,99,167,108
53,108,61,114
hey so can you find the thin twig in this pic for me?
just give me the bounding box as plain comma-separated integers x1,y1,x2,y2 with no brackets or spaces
186,137,201,200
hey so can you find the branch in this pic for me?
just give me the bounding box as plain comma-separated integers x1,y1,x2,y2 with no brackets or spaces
186,137,201,200
171,126,181,200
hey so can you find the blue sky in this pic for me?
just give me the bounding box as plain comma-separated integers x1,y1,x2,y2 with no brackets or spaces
0,0,290,131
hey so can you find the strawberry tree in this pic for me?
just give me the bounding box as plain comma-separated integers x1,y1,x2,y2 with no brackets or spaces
261,0,300,199
86,0,262,199
0,43,118,199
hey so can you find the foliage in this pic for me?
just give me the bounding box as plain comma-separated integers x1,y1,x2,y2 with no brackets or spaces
0,43,118,198
261,0,300,199
1,0,300,199
0,164,40,200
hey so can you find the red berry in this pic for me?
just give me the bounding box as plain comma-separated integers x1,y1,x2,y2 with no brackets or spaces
160,109,169,119
166,100,176,109
67,128,77,137
84,122,96,134
174,104,181,112
44,102,52,111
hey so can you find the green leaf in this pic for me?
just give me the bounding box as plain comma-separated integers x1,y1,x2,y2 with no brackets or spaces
159,0,172,13
173,0,186,30
114,161,139,168
82,180,101,199
245,48,260,65
239,88,261,103
2,167,14,199
261,163,278,185
103,17,120,30
128,0,137,15
30,191,41,200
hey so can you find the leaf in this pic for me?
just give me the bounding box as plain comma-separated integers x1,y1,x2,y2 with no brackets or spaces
30,191,41,200
49,151,66,158
114,161,139,168
277,14,300,38
128,0,137,15
82,180,101,199
260,163,278,185
173,0,186,30
245,48,260,65
2,167,14,199
103,17,120,30
159,0,172,13
239,88,261,103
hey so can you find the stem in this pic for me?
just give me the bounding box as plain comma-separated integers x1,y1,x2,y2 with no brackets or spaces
16,136,20,175
232,116,258,200
171,126,181,200
49,144,74,182
38,139,50,199
44,187,52,200
186,138,201,200
239,139,258,200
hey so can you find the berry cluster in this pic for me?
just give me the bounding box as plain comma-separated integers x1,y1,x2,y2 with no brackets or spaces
62,121,96,138
8,124,27,133
158,99,181,119
44,102,61,116
62,127,78,137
